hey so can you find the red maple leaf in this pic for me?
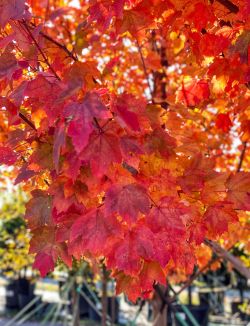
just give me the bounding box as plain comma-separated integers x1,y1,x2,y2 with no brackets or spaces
203,201,238,238
81,131,122,177
69,208,121,258
106,222,156,275
25,190,52,229
215,113,233,132
177,79,210,107
53,122,66,173
0,0,25,28
30,226,71,277
63,92,111,153
0,146,18,165
105,183,150,222
146,196,188,234
226,172,250,211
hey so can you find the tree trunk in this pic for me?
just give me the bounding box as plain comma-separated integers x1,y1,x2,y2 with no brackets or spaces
152,285,167,326
71,281,80,326
102,265,108,326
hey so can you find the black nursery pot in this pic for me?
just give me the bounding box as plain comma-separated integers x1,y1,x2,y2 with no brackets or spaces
231,301,250,321
79,294,90,318
5,280,19,309
16,278,35,309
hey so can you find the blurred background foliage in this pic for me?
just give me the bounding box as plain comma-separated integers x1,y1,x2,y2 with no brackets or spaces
0,188,33,277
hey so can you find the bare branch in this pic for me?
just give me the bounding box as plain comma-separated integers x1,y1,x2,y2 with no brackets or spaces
204,239,250,279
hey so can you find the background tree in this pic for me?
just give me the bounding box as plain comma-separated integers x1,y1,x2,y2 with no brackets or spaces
0,187,32,277
0,0,249,303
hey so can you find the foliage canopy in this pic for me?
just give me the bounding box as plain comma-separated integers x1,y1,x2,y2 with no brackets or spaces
0,0,249,301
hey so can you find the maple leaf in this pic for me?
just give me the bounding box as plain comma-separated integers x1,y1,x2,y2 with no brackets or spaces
112,94,145,131
105,183,150,222
146,196,187,234
177,79,210,107
120,136,144,164
106,223,156,275
174,244,196,275
81,131,122,177
145,128,176,159
178,153,215,193
139,261,166,294
54,203,85,244
15,163,37,185
199,34,230,57
0,52,17,79
186,3,215,31
63,92,111,153
215,113,233,132
53,123,66,173
24,75,63,123
25,190,52,229
61,62,101,97
188,221,206,245
0,0,25,28
114,261,166,302
115,2,153,36
201,172,228,205
0,146,18,165
203,201,238,238
114,272,141,303
29,142,53,172
30,226,71,277
226,172,250,210
69,208,120,259
33,252,54,277
230,31,250,64
88,1,113,32
0,97,19,126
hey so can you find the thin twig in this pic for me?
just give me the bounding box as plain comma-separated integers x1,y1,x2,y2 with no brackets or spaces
40,31,78,61
21,20,61,80
237,141,247,172
19,112,37,131
135,38,154,101
29,22,78,61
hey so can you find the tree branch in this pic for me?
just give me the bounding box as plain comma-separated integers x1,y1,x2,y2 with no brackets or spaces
216,0,239,13
135,38,154,101
21,20,61,81
40,31,78,61
237,141,247,172
204,239,250,279
19,112,37,131
29,23,78,62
